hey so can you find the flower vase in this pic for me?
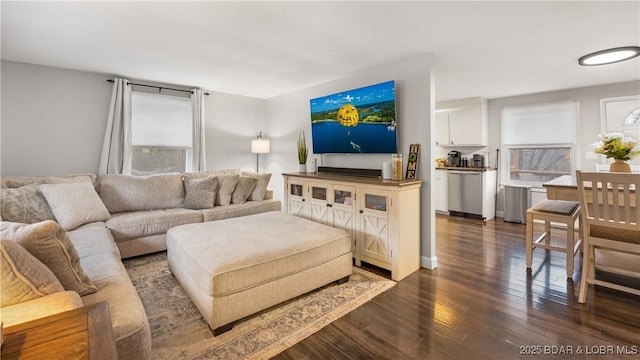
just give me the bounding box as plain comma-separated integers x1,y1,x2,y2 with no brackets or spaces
298,164,307,173
610,159,631,173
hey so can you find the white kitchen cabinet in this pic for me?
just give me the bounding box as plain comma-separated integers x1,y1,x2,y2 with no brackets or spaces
283,172,421,281
435,111,450,146
434,169,448,213
435,98,488,146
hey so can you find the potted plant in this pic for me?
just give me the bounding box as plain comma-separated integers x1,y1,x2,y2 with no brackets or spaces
592,132,640,172
297,131,309,172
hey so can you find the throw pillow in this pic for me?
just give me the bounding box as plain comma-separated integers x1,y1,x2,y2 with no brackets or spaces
241,171,272,201
215,174,240,206
182,169,241,181
184,176,218,209
0,239,64,307
39,182,111,231
0,184,56,224
231,176,258,204
0,221,98,296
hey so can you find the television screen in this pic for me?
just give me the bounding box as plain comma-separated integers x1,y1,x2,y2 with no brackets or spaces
310,80,397,154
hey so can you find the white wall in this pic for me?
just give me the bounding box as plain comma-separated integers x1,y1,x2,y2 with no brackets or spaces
0,61,268,177
265,54,438,269
204,91,268,172
1,60,111,176
487,81,640,213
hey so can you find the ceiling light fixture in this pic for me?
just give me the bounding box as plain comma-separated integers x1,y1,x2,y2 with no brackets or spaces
578,46,640,66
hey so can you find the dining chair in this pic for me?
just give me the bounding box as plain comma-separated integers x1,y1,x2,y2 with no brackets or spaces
575,170,640,303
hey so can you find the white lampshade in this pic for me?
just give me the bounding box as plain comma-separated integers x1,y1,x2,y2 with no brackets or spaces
251,138,270,154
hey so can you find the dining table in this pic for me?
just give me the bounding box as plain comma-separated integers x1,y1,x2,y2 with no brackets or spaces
543,175,579,201
543,174,637,203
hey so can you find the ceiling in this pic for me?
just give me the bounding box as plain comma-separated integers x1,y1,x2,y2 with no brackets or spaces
2,1,639,101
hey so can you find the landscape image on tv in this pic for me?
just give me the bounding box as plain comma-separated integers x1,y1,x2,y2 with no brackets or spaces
310,80,397,154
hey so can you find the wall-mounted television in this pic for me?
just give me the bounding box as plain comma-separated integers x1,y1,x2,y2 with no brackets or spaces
310,80,397,154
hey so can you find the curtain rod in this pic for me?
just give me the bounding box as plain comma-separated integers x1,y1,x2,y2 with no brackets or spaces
107,79,209,95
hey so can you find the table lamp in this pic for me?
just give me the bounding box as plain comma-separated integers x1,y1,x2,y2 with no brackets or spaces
251,131,270,172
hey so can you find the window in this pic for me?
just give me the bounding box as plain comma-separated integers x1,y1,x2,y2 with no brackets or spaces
501,101,577,185
130,92,192,175
507,146,572,183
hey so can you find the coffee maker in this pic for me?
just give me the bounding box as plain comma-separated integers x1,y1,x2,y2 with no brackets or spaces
447,151,461,167
472,154,485,168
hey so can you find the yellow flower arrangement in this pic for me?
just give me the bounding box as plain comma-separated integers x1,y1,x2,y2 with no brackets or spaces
592,132,640,161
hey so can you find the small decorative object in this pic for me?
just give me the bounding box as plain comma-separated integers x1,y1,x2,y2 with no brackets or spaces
592,132,640,172
297,131,309,172
405,144,420,180
435,158,447,168
392,154,403,181
382,162,392,179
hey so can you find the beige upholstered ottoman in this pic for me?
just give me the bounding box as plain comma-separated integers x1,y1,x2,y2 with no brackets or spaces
166,211,353,335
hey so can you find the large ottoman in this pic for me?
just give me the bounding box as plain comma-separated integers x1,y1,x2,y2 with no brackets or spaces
166,211,353,335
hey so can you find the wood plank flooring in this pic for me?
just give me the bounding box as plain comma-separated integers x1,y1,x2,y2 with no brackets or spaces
274,214,640,359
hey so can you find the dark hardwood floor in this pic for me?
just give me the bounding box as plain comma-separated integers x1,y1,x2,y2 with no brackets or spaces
274,214,640,359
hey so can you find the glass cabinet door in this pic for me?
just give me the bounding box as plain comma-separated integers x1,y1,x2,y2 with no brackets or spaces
334,189,353,206
358,188,390,263
311,186,327,201
365,193,387,212
290,183,304,197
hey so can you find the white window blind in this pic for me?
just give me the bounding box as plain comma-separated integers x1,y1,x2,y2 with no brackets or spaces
131,92,192,147
501,101,577,185
501,101,576,145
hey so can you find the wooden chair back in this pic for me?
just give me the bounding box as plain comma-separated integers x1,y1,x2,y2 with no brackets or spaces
576,171,639,232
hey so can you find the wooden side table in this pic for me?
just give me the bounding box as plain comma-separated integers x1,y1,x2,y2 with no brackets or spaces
1,301,118,360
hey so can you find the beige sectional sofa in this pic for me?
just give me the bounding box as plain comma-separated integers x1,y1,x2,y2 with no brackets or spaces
0,170,281,360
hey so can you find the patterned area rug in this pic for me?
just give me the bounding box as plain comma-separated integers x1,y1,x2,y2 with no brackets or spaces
123,252,395,359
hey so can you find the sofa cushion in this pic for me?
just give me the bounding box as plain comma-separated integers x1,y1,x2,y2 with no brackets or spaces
78,245,152,360
67,222,120,259
0,239,65,306
200,199,282,222
106,208,203,242
215,174,240,206
242,171,272,201
1,173,97,189
99,173,185,213
0,184,55,224
40,182,111,231
1,220,97,296
231,176,257,204
184,176,218,210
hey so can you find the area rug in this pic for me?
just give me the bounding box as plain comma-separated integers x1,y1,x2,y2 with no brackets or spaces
123,252,395,359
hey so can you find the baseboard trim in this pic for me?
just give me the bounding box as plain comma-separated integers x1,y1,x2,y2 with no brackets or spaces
421,256,438,270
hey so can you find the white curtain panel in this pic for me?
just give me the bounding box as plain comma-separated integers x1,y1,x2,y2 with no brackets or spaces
190,89,206,171
99,78,132,175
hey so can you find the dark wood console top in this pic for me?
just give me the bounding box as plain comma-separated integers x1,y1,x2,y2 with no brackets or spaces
283,172,422,187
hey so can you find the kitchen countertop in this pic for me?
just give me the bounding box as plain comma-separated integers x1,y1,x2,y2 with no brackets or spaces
435,167,497,172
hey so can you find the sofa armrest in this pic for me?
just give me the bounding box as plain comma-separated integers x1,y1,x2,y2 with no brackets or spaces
0,291,84,327
264,189,274,200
